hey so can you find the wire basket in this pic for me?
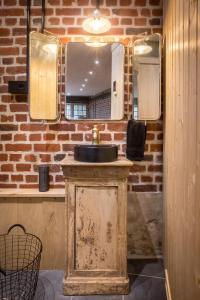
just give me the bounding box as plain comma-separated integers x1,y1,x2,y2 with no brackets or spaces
0,224,42,300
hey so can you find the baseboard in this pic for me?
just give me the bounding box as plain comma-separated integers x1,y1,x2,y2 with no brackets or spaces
165,269,172,300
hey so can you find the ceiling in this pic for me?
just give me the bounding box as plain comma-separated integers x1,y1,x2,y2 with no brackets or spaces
66,43,112,96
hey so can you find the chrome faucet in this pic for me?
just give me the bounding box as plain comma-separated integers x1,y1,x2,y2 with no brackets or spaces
92,125,100,145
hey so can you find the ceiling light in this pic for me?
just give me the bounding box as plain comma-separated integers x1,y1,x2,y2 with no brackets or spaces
82,84,85,87
84,78,88,82
82,1,111,35
134,40,152,55
89,71,93,75
94,59,99,65
80,88,83,91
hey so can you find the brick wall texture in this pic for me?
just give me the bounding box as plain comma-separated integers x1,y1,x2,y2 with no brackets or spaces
0,0,163,191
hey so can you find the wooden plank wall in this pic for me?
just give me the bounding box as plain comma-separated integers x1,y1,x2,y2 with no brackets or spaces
0,197,66,270
164,0,200,299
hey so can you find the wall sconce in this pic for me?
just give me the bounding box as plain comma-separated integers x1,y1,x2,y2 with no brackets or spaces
134,40,152,55
82,0,111,34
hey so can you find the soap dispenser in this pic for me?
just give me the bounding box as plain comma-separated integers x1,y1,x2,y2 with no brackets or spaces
38,165,49,192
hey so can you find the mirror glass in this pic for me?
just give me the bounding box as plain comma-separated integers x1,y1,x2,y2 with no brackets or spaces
65,42,124,120
29,31,59,120
133,33,161,121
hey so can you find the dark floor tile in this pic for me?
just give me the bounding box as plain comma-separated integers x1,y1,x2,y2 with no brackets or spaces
35,259,167,300
35,270,71,300
125,275,167,300
34,278,45,300
127,259,165,278
72,296,122,300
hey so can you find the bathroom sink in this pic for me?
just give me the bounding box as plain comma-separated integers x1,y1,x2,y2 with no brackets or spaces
74,144,118,163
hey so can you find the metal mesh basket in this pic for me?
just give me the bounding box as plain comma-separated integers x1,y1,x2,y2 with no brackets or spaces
0,224,42,300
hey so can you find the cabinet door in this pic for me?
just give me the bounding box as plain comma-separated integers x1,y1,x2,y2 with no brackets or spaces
66,180,127,277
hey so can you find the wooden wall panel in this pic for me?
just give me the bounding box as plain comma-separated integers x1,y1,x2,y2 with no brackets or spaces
164,0,200,299
0,197,65,270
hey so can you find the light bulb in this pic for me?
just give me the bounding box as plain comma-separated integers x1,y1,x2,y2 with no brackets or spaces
134,42,152,55
93,18,102,31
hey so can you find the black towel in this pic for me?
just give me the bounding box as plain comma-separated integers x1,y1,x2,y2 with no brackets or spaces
126,119,146,161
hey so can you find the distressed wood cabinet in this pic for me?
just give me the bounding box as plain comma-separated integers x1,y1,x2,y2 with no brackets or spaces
61,158,132,295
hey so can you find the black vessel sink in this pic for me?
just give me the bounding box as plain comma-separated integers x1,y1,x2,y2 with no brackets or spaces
74,144,118,163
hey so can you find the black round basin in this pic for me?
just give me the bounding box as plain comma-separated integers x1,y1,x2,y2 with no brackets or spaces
74,144,118,163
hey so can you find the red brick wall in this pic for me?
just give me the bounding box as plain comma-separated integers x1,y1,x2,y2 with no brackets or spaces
0,0,163,191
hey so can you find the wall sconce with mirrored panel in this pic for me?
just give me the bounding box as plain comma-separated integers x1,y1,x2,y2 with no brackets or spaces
29,31,60,120
133,33,162,121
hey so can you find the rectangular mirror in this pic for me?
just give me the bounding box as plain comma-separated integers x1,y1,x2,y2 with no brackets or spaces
65,42,124,120
133,33,161,121
29,31,60,120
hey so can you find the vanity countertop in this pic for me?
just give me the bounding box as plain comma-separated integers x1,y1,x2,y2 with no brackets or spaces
61,157,133,167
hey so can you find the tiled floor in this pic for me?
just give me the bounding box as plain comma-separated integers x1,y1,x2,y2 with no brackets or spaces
34,259,167,300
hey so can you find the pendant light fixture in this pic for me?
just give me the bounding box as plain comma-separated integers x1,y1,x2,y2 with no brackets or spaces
82,0,111,34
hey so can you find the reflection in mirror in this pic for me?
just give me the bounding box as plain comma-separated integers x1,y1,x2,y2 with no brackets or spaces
65,42,124,120
133,33,161,121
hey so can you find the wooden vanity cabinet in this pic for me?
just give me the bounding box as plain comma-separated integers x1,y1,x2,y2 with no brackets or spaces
61,158,132,295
